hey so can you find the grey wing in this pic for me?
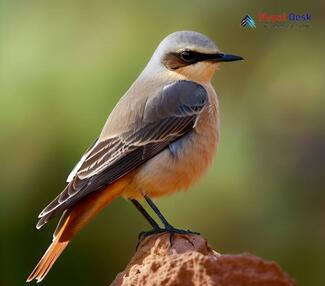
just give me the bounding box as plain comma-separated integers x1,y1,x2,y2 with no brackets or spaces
37,80,208,229
66,138,99,183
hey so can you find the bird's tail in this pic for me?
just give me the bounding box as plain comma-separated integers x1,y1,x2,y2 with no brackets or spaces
27,177,130,283
26,234,69,283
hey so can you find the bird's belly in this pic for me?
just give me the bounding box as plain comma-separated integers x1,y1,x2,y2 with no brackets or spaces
124,99,219,199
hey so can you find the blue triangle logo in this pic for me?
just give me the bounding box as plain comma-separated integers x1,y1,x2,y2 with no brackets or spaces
241,15,256,28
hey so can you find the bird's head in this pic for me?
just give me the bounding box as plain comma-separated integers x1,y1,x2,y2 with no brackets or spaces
149,31,243,84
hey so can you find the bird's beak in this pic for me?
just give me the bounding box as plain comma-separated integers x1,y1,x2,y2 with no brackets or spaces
212,53,244,62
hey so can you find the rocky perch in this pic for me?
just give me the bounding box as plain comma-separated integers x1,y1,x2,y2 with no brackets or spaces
111,234,297,286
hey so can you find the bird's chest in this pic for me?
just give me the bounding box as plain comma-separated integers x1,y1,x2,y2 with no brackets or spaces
169,97,219,181
128,88,220,198
172,83,219,168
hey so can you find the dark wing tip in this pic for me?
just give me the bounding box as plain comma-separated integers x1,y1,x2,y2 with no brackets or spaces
36,215,49,229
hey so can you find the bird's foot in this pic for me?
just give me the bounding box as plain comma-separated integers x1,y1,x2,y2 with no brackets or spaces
136,225,199,249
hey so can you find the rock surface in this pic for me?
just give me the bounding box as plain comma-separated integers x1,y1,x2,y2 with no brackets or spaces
110,233,297,286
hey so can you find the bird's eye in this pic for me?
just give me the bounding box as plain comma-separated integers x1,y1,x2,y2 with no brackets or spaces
180,51,197,63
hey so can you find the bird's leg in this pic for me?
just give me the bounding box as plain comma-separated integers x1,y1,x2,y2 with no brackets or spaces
130,199,160,230
144,195,171,229
130,199,166,249
142,195,199,246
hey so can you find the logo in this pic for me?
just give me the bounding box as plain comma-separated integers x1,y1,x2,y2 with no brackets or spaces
258,12,311,23
241,12,312,29
241,15,256,28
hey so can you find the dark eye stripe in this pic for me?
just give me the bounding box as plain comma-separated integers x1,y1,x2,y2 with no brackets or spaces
180,51,198,63
163,51,220,70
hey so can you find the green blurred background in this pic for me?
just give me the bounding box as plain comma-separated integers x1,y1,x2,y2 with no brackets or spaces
1,1,324,285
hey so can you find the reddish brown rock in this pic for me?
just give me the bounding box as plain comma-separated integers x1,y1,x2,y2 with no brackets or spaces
111,234,297,286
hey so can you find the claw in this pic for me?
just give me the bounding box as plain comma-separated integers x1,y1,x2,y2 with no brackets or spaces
136,226,199,249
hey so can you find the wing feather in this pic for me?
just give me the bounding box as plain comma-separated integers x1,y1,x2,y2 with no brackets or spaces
37,80,208,228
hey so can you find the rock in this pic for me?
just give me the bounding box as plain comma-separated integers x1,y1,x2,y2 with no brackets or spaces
110,233,297,286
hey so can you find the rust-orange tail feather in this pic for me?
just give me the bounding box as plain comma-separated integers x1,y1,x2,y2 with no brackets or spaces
27,177,130,282
26,238,69,283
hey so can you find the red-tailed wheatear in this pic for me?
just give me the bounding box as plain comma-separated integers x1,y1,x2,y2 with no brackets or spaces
27,30,243,282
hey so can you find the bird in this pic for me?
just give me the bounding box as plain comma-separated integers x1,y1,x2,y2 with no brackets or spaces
27,30,243,282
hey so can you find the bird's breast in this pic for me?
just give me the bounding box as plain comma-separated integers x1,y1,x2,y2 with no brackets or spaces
125,84,220,199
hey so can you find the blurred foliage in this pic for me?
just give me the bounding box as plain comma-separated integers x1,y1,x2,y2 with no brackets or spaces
0,1,324,285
